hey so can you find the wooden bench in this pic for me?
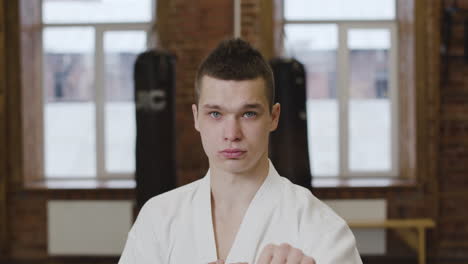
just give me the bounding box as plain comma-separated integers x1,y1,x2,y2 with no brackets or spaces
348,219,436,264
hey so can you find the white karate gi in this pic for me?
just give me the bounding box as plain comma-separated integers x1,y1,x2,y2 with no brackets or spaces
119,160,362,264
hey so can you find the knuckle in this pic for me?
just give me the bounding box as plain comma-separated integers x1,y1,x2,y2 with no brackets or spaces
274,243,291,259
287,247,304,262
302,256,316,264
278,243,292,251
289,247,304,257
264,243,277,252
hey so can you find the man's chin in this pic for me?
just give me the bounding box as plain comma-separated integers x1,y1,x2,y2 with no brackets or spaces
219,158,250,173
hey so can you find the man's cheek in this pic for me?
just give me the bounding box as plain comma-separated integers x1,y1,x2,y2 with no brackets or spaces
202,135,217,153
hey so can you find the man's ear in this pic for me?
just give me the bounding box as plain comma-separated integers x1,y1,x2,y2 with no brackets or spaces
269,103,280,132
192,104,200,132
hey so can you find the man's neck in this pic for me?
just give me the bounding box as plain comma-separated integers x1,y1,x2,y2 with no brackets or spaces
210,157,270,211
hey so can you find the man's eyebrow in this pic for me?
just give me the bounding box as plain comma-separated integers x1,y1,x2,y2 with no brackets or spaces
201,103,264,111
201,104,222,110
242,103,264,110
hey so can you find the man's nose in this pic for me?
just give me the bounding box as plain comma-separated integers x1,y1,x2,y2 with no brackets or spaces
223,118,242,142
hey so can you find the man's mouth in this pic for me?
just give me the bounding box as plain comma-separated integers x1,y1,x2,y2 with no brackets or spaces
219,149,247,158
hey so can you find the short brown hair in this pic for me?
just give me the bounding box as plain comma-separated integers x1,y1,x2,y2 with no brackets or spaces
195,38,275,111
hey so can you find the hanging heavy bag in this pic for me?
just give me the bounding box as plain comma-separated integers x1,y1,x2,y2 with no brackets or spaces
134,49,177,209
269,58,311,188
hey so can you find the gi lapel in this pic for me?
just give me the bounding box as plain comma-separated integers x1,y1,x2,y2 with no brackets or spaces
193,170,218,264
224,160,284,264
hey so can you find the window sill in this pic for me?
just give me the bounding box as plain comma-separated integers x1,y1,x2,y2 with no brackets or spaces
24,178,136,190
311,177,418,189
23,177,416,191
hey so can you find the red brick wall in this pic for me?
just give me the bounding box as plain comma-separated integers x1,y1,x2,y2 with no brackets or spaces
0,0,8,258
436,0,468,256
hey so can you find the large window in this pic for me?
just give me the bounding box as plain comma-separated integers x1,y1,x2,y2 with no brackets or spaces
283,0,398,178
42,0,154,179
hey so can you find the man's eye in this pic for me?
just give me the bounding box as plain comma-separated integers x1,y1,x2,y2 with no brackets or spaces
243,112,257,118
209,112,221,119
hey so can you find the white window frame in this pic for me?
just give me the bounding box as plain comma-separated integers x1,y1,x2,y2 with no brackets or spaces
283,18,399,179
42,11,154,180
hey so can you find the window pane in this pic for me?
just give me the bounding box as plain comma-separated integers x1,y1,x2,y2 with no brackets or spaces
285,24,339,177
104,31,146,173
285,0,395,21
43,0,153,24
347,29,391,172
43,27,96,178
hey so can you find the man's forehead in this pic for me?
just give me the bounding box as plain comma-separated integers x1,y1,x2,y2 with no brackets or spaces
200,75,266,92
199,90,267,105
199,76,268,103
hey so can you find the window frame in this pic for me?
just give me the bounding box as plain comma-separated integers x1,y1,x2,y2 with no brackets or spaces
283,15,399,179
41,19,154,180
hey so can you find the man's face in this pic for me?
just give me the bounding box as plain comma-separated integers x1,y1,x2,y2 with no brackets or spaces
192,75,280,174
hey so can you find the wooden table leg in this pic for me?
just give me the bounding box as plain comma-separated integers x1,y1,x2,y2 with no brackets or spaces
418,227,425,264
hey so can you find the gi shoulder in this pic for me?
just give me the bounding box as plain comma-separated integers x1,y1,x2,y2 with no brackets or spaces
279,177,348,232
140,178,202,219
129,179,203,247
279,178,362,263
122,179,204,263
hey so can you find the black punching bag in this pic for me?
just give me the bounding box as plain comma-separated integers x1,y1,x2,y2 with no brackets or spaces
269,58,311,188
134,50,176,209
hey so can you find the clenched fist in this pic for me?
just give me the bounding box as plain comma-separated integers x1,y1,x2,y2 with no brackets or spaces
208,243,316,264
257,243,316,264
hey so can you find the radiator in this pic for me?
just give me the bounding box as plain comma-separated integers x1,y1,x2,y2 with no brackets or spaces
323,199,387,255
47,200,133,256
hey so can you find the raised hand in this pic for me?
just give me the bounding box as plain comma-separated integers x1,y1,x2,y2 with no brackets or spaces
208,243,314,264
256,243,316,264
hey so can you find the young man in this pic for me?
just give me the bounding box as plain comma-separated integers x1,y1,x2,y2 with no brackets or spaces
119,39,362,264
